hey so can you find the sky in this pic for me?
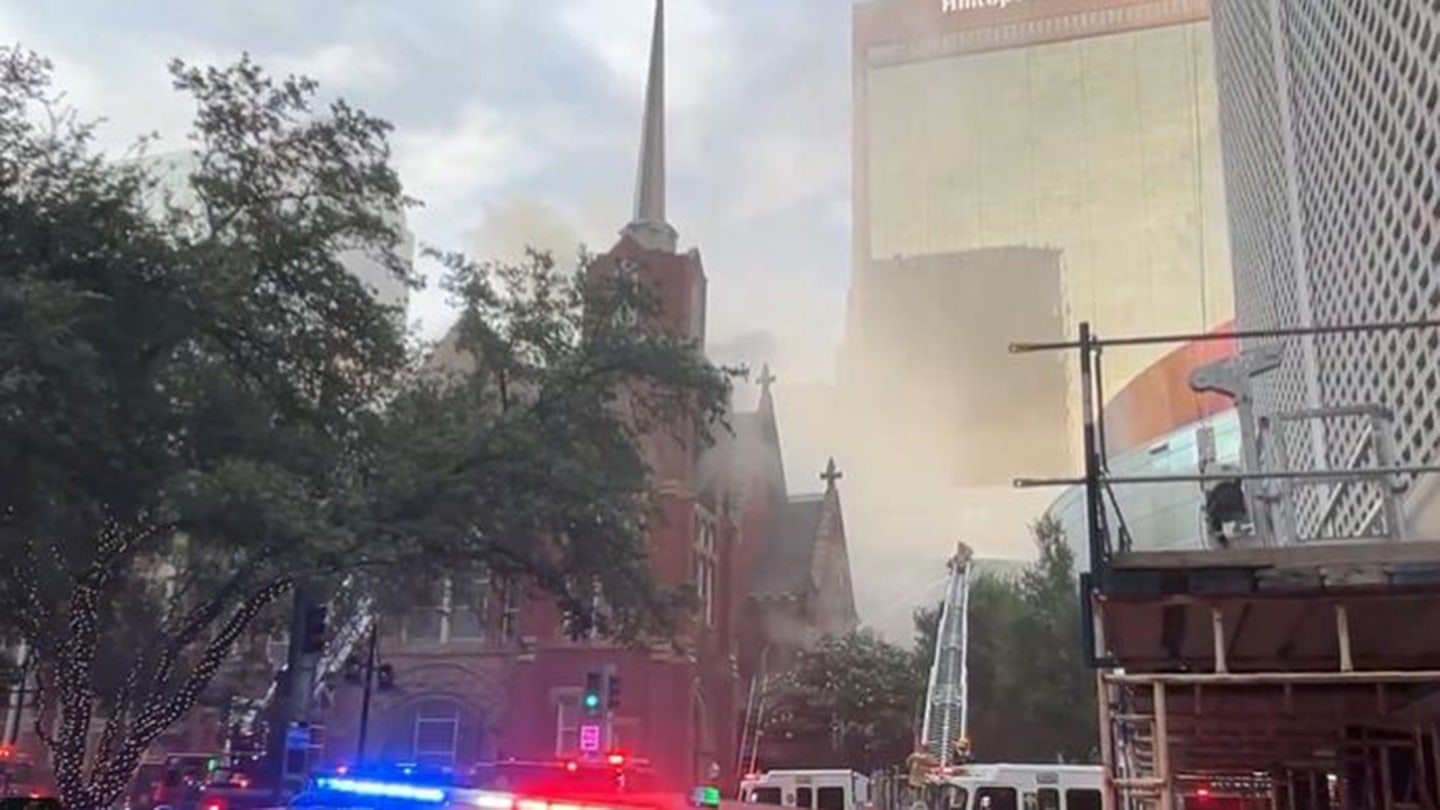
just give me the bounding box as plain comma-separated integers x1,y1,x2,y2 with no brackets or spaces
3,0,1045,641
1,0,852,382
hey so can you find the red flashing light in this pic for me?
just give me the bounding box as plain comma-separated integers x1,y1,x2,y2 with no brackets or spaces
205,802,224,810
335,765,349,775
564,761,579,773
606,753,626,767
0,746,11,759
1196,788,1211,800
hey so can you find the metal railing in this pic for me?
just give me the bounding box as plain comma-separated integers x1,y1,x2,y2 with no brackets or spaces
1011,318,1440,578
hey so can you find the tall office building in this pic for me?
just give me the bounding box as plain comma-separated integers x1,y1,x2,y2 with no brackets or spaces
828,0,1236,635
1210,1,1440,536
851,0,1234,412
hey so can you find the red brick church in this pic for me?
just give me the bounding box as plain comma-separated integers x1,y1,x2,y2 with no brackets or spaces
316,0,857,792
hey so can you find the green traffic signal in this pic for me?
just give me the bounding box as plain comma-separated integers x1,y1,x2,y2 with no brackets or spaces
583,670,604,715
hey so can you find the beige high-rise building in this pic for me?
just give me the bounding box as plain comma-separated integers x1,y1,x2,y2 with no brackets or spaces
825,0,1237,634
851,0,1235,405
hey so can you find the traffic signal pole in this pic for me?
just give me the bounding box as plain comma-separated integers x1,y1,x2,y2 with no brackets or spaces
266,583,323,797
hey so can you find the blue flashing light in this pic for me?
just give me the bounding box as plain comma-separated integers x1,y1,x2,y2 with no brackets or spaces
314,776,447,803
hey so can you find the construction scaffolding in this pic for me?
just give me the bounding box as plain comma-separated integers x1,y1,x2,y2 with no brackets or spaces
1013,319,1440,810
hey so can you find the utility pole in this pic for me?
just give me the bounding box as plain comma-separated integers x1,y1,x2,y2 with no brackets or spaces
355,620,379,766
4,642,31,746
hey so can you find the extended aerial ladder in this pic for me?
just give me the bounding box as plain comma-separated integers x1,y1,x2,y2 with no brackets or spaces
919,543,974,772
230,582,375,767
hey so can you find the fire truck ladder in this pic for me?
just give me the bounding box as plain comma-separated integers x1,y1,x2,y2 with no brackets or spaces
920,543,974,768
242,583,375,730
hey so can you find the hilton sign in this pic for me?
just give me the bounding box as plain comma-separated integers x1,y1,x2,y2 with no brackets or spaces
941,0,1021,11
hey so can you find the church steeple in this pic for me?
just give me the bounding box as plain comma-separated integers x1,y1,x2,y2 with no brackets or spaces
621,0,679,253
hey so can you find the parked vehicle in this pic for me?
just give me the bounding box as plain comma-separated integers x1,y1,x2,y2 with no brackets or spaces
739,770,872,810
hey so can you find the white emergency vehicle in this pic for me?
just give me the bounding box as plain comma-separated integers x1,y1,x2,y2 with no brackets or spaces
925,764,1102,810
738,770,872,810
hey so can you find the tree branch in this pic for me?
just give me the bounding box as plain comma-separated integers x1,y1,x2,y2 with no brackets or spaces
92,578,292,809
149,558,271,700
53,577,102,805
92,657,141,784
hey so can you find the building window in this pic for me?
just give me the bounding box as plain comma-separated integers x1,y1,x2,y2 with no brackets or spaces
554,693,580,756
693,508,718,627
449,576,487,641
614,259,640,328
413,699,460,769
404,575,489,644
499,577,522,641
561,579,608,640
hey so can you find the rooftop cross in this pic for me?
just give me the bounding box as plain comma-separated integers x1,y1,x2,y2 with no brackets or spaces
821,458,843,490
758,363,777,394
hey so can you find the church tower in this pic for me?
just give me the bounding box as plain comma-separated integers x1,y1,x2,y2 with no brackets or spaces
592,0,709,487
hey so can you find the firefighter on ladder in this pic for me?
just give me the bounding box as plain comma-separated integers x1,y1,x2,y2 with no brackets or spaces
952,737,972,764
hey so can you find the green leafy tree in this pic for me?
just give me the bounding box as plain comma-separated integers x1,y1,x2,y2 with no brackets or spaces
763,632,922,774
357,246,736,636
1010,518,1095,763
0,48,733,810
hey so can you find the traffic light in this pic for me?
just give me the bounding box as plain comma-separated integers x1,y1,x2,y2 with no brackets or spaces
300,605,328,655
583,671,603,715
377,663,396,691
342,654,363,684
607,674,621,709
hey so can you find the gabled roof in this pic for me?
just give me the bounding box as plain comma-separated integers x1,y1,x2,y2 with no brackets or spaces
751,494,827,599
697,372,787,510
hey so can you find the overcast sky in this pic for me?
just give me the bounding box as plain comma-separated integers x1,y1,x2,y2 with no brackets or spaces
2,0,853,384
4,0,1036,639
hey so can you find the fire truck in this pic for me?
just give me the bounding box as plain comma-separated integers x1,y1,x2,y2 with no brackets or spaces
289,755,733,810
0,747,50,799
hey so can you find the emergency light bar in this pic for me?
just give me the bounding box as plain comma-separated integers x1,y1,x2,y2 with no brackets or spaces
314,776,448,803
461,793,629,810
312,768,650,810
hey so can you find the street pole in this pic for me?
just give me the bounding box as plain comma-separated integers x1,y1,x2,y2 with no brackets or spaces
4,643,30,746
267,583,320,798
356,620,379,766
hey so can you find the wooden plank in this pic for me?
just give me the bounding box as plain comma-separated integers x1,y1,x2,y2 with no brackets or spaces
1107,670,1440,686
1113,542,1440,571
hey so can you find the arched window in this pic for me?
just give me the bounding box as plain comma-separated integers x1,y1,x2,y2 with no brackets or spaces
412,698,461,768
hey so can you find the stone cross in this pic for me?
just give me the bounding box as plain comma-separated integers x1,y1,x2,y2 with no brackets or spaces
758,363,777,393
821,457,843,490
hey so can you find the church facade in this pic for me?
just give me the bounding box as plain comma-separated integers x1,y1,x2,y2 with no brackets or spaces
316,0,857,792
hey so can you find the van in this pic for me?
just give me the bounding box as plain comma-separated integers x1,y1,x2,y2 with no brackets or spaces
927,764,1102,810
740,770,872,810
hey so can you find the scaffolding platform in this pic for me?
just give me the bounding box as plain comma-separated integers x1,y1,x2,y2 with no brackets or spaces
1092,562,1440,810
1096,543,1440,674
1009,320,1440,810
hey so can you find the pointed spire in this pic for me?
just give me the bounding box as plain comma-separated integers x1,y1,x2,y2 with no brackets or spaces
621,0,679,253
821,458,843,491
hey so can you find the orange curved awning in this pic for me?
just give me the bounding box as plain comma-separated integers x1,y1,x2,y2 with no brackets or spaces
1103,321,1237,455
